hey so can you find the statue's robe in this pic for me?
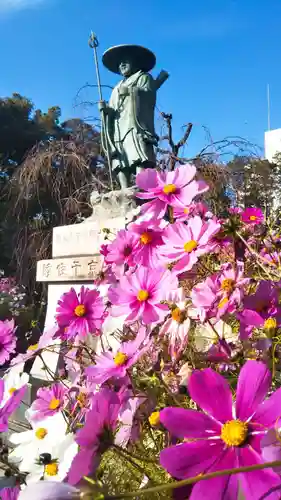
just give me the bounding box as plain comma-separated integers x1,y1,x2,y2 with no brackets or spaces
102,70,157,173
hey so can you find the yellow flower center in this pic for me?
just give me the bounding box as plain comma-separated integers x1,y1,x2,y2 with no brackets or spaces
163,184,177,195
114,352,128,366
45,462,58,476
221,420,248,447
149,411,160,427
28,343,39,351
49,398,60,410
74,304,86,317
171,307,186,324
140,232,153,245
35,427,48,440
8,387,17,395
137,289,149,302
221,279,235,293
184,207,190,214
264,317,277,330
249,215,257,221
183,240,198,253
218,297,229,309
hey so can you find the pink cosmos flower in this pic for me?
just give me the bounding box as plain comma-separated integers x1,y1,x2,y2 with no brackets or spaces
136,165,209,218
0,319,17,366
56,286,106,341
105,229,138,268
191,263,249,321
237,280,281,340
261,250,280,268
241,207,264,225
127,219,166,268
0,488,20,500
108,267,178,324
0,379,26,432
115,388,146,448
11,327,56,367
86,328,152,385
173,202,213,222
28,383,67,422
68,389,120,485
160,217,221,274
159,288,193,360
160,360,281,499
228,207,242,215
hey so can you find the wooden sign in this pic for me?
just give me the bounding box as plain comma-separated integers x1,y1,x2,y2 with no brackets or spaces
36,255,102,282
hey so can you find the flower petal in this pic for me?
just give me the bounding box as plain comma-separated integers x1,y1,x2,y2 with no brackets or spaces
261,429,281,474
160,407,220,439
253,387,281,428
237,446,281,500
190,448,238,500
188,368,233,423
236,360,271,421
160,440,224,480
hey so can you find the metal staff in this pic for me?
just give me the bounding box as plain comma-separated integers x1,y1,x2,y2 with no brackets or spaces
89,32,114,191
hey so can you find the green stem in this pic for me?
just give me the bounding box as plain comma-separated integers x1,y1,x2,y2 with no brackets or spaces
236,231,280,279
156,373,181,406
112,445,158,464
104,459,281,499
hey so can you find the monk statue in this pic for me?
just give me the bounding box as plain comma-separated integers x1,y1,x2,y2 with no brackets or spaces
99,44,169,190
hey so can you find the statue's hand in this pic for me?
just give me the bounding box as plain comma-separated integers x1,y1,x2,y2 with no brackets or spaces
98,100,107,112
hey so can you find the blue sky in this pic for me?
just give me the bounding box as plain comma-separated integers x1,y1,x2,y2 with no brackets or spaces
0,0,281,157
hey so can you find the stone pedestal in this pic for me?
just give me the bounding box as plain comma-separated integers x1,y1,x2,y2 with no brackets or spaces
33,188,138,382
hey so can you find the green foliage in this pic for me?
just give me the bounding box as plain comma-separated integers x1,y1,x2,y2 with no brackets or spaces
228,155,281,213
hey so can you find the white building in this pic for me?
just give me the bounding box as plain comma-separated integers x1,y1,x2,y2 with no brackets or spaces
264,128,281,162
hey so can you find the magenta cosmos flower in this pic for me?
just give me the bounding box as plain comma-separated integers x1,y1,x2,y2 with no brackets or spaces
29,382,67,422
86,328,152,385
108,267,178,324
160,216,221,274
105,229,138,268
191,263,249,321
68,389,120,485
0,379,26,432
0,319,17,366
160,360,281,500
127,219,166,268
241,207,264,225
237,280,281,340
56,286,106,341
136,165,208,219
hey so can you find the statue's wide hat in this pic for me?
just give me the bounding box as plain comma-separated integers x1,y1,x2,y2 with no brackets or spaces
102,44,156,74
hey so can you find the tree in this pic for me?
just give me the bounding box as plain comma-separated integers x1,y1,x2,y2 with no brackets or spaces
0,93,62,176
228,156,281,214
0,94,111,298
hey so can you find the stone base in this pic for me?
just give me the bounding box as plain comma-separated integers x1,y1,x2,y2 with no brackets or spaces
88,187,139,224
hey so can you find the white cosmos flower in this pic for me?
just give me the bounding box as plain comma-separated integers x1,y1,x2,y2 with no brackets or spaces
1,365,29,407
193,319,237,353
18,481,79,499
9,412,67,472
25,433,78,484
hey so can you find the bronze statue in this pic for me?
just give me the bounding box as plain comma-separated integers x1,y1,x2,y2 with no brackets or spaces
99,44,168,189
